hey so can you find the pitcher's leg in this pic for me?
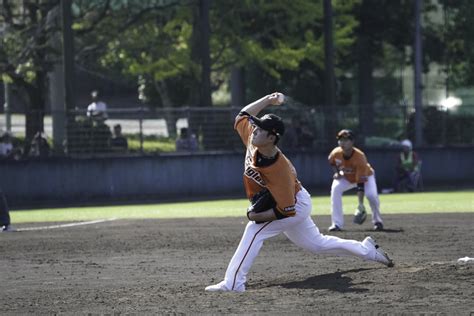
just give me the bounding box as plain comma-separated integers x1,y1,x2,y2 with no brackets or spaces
218,188,313,292
285,217,374,260
365,175,383,224
221,221,281,291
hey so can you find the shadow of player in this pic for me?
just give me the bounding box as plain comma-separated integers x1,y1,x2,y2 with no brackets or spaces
365,228,404,233
272,268,373,293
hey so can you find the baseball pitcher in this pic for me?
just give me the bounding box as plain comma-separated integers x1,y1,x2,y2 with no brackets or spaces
205,93,393,293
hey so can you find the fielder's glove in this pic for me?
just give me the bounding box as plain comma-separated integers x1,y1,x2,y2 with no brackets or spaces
247,189,277,223
353,204,367,225
248,188,277,214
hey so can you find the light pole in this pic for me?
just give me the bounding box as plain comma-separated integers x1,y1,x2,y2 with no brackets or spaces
323,0,337,146
414,0,424,147
61,0,75,153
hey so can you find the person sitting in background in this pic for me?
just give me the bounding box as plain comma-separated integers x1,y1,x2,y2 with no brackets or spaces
86,90,108,121
176,127,198,152
394,139,420,192
281,118,314,151
110,124,128,153
297,123,315,150
29,132,51,157
0,132,14,159
0,132,22,160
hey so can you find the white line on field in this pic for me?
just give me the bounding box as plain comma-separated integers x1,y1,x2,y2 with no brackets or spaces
16,218,118,231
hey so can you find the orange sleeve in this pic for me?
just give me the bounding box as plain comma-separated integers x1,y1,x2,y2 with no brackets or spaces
234,115,252,146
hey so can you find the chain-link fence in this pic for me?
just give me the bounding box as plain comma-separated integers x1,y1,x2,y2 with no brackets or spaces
1,104,473,158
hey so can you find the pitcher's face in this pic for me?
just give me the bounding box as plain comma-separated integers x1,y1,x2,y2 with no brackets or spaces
251,127,274,147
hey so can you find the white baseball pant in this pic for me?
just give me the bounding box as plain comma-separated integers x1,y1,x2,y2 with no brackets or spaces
221,187,379,292
330,174,383,228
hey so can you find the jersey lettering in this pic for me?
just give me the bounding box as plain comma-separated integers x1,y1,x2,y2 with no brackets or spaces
244,150,266,186
244,166,266,186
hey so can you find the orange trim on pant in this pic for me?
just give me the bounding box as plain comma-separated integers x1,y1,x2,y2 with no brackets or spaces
231,222,271,290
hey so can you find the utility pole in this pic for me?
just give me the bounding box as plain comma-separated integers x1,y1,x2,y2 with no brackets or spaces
323,0,337,146
414,0,424,147
61,0,75,152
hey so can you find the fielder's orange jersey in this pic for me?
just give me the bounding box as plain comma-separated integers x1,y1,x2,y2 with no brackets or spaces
328,147,374,183
235,114,301,217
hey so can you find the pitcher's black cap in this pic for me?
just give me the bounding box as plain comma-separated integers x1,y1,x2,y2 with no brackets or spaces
249,114,285,136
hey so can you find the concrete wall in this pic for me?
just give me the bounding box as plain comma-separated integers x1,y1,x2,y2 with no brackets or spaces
1,147,473,207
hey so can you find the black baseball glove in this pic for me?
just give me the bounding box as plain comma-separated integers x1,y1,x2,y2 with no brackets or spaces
247,188,276,214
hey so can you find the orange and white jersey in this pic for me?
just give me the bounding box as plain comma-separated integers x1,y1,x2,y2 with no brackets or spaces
235,114,301,217
328,147,374,183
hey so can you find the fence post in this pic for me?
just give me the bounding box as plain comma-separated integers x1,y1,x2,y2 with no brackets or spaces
139,106,144,153
3,82,11,132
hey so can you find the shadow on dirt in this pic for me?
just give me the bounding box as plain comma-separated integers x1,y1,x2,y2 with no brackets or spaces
368,228,404,233
273,268,373,293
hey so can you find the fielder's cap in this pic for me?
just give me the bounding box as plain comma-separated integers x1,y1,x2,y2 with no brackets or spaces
336,129,355,140
401,139,412,149
249,114,285,136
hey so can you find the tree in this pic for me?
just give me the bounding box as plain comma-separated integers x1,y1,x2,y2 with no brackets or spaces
350,0,415,141
1,0,60,150
438,0,474,88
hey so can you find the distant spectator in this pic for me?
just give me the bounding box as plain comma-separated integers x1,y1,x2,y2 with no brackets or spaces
0,132,14,158
29,132,51,157
297,124,315,150
281,117,299,151
0,132,21,160
176,127,198,152
281,118,314,151
110,124,128,153
394,139,421,192
92,120,112,153
86,90,108,121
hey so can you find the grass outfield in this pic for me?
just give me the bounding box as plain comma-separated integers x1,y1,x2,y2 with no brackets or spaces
10,190,473,224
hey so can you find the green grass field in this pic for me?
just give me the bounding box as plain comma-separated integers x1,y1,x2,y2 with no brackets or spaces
11,190,473,224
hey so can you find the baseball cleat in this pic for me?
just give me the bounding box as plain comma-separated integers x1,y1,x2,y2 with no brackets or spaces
353,207,367,225
328,224,342,232
205,281,244,293
373,222,384,231
1,225,16,232
363,236,394,267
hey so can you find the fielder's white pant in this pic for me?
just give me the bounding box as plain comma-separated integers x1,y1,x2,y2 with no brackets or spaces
221,187,378,292
330,174,383,228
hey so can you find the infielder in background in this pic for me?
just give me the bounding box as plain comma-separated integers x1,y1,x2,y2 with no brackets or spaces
328,129,384,232
205,93,393,293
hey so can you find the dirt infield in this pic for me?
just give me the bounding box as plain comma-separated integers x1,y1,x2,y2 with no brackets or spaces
1,213,473,314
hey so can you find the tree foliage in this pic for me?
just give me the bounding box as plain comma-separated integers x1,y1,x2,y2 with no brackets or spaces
438,0,474,88
1,0,473,148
